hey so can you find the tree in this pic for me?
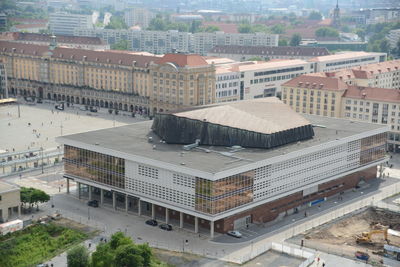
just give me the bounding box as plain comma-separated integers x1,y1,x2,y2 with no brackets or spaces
115,244,144,267
190,20,201,33
91,243,114,267
290,34,302,46
91,232,154,267
20,187,50,209
355,28,366,41
395,39,400,57
67,245,89,267
270,24,286,34
315,27,339,38
111,40,129,50
147,17,166,31
379,39,390,53
105,16,128,30
248,57,263,61
201,25,220,32
238,24,253,33
308,11,322,20
279,39,288,46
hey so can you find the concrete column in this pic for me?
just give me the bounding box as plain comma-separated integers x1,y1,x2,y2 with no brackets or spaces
112,191,116,210
210,221,214,239
165,208,169,224
125,194,128,213
88,185,92,200
18,205,21,217
151,203,155,219
138,200,141,216
66,178,70,194
179,212,183,228
77,182,81,199
194,216,199,233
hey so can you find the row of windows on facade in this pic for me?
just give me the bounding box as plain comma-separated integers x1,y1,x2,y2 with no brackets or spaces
217,74,239,81
250,73,302,85
284,94,336,105
216,90,239,98
152,72,203,80
216,81,239,89
283,88,337,98
325,57,377,67
284,100,336,112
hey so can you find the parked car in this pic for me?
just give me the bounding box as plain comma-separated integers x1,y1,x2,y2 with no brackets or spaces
227,230,242,238
36,99,43,104
145,219,158,226
89,106,98,112
87,200,99,207
159,223,172,231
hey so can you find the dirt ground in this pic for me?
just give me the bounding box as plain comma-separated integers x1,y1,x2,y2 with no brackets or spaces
298,208,400,265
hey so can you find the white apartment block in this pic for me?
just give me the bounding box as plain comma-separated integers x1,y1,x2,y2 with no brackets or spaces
214,67,240,102
309,52,387,73
192,32,279,56
124,8,155,29
74,29,278,55
240,60,311,99
50,13,93,36
388,29,400,49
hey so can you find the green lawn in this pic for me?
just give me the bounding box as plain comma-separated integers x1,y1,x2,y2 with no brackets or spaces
0,222,88,267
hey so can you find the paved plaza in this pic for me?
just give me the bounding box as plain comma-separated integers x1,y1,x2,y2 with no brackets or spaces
0,100,145,152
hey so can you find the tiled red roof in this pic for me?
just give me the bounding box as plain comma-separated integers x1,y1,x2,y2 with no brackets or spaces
344,86,400,103
14,24,47,29
0,41,158,68
282,75,348,91
155,53,208,67
10,32,106,45
9,18,48,24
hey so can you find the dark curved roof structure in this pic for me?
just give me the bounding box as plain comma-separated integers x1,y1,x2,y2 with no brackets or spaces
152,98,315,149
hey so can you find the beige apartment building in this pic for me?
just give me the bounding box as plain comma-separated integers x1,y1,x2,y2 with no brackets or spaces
282,74,400,152
311,60,400,89
0,40,216,114
149,54,215,111
0,182,20,223
281,75,346,117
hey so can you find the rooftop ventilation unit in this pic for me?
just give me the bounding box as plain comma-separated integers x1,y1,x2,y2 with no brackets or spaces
183,139,200,151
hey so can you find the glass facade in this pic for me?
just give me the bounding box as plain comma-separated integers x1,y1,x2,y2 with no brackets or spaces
64,145,125,189
360,133,387,165
195,171,254,214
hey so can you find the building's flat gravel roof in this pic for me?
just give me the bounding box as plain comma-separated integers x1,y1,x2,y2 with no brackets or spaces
59,115,386,174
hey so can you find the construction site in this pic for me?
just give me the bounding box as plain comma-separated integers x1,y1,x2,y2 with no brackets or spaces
290,207,400,265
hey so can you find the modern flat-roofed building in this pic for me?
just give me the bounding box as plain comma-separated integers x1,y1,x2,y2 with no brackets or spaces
0,181,20,223
388,29,400,50
208,45,330,61
58,98,388,236
239,59,311,99
50,12,93,36
192,32,279,56
308,51,387,73
124,8,155,29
